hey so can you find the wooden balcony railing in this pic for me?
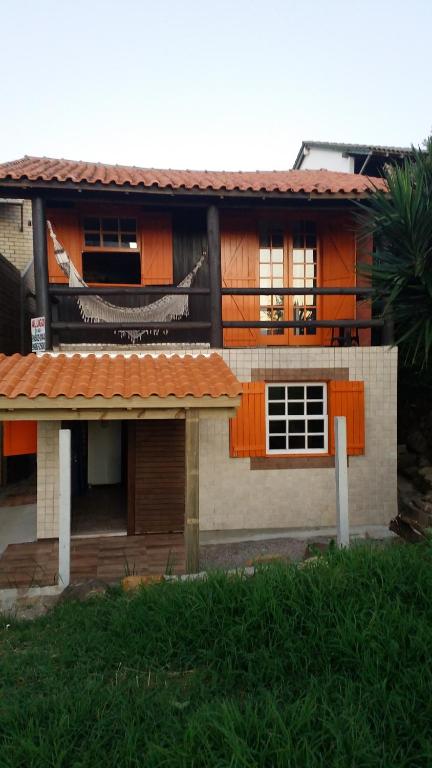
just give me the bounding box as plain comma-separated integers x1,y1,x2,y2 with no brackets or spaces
45,284,392,346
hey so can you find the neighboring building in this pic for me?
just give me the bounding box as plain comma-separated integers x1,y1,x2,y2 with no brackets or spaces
0,155,397,584
293,140,413,176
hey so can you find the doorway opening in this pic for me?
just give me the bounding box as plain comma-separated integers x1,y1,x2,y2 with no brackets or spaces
68,421,128,537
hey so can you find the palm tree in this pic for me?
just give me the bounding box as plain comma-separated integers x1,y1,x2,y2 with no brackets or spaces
359,138,432,366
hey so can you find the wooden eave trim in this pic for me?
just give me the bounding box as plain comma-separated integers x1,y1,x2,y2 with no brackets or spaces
0,178,375,201
0,394,241,410
0,406,238,421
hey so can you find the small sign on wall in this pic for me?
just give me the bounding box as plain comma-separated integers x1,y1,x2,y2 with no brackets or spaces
31,316,46,352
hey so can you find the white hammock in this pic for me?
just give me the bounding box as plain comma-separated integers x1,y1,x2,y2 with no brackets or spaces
47,220,205,342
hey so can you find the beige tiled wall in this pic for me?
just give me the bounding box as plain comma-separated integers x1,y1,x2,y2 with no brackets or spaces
0,200,33,271
37,421,60,539
199,346,398,531
35,347,398,539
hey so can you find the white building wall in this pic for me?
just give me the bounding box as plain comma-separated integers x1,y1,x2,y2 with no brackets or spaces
299,148,355,173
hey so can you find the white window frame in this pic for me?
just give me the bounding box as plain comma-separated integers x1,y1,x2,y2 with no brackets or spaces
265,382,328,455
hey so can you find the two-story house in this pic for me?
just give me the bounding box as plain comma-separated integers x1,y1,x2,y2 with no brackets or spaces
0,156,397,585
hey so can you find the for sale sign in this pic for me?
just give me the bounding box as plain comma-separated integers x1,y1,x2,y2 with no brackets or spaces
31,316,46,352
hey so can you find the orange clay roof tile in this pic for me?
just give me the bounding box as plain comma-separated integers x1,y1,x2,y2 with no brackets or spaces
0,353,242,400
0,155,388,196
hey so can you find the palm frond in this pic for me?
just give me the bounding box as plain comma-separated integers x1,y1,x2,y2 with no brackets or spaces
356,137,432,367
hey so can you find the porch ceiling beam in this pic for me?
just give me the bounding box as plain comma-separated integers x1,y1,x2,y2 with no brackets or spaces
0,407,238,421
0,394,241,411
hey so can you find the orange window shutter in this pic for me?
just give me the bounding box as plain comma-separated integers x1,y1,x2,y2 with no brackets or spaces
229,382,266,457
140,213,173,285
3,421,37,457
328,381,365,456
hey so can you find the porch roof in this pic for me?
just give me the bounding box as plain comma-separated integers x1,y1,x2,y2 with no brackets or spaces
0,353,241,400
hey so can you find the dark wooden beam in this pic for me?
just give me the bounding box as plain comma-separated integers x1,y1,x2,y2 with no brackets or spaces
0,178,375,201
49,285,210,296
207,205,222,347
51,321,211,331
223,319,384,329
222,287,373,296
32,196,52,349
382,311,395,344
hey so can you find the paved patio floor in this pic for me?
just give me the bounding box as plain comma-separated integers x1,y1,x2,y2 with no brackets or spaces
0,533,185,589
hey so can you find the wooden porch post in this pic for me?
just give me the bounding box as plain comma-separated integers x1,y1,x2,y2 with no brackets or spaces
185,409,200,573
32,196,52,350
207,205,223,348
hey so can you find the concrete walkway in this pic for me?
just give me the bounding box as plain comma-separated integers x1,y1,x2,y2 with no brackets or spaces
0,504,37,555
200,525,395,546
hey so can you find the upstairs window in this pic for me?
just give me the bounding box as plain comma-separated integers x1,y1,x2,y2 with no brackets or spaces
292,221,317,335
83,217,138,249
259,227,285,335
266,383,328,454
82,216,140,284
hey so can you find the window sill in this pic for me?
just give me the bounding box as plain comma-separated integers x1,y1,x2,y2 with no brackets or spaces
250,455,336,470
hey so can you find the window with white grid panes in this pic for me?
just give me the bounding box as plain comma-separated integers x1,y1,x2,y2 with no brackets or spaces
259,228,285,335
292,221,317,335
266,383,328,454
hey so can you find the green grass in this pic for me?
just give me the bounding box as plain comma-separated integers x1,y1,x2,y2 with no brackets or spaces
2,543,432,767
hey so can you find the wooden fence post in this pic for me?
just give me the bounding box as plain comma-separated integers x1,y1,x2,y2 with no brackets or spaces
335,416,349,548
58,429,71,586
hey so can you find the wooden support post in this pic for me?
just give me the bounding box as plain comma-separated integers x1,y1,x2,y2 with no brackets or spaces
335,416,349,548
58,429,71,587
32,196,52,350
185,409,200,573
382,309,395,346
207,205,223,348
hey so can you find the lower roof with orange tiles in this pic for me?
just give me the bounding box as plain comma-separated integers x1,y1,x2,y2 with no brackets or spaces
0,353,242,400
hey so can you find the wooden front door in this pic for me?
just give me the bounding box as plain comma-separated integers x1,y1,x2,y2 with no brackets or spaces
128,420,185,535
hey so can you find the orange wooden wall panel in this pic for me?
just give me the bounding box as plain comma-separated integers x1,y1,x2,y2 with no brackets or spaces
46,208,82,284
221,215,260,348
3,421,37,456
229,382,266,457
321,215,357,346
328,381,365,455
140,212,173,285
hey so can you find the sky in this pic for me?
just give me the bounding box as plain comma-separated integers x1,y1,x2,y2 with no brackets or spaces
1,0,431,171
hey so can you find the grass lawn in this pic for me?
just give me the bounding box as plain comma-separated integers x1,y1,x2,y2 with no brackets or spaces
1,543,432,767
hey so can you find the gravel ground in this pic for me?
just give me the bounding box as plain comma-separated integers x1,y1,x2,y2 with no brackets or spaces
200,536,332,571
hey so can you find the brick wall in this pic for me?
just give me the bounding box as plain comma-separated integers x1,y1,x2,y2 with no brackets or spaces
0,199,33,271
0,252,21,353
37,422,59,539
